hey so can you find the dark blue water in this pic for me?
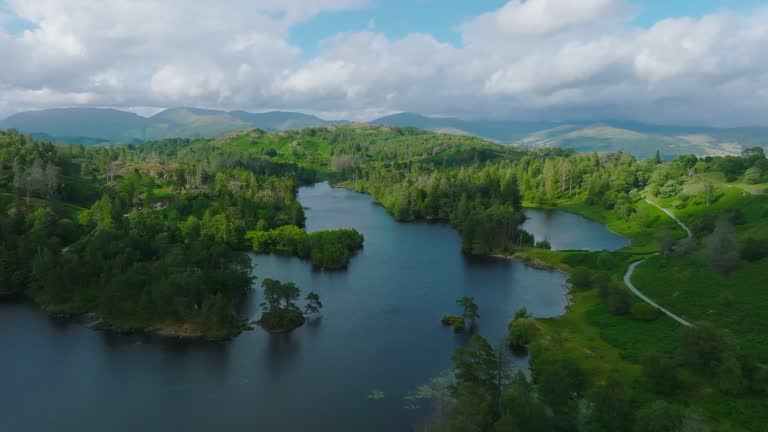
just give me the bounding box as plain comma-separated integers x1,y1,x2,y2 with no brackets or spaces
523,208,629,251
0,182,571,432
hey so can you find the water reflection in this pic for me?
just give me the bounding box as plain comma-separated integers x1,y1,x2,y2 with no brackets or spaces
523,208,629,251
0,183,572,432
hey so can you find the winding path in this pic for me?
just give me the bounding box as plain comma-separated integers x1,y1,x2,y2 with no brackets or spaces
644,199,692,239
621,199,693,327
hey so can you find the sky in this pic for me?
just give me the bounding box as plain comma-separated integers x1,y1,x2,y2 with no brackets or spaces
1,0,767,126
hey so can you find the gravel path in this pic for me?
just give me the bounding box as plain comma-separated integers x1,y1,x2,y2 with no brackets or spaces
621,199,694,327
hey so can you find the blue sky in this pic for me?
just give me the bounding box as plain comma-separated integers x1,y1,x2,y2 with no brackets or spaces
288,0,763,55
3,0,764,52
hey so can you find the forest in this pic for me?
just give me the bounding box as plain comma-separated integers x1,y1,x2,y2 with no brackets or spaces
0,128,353,338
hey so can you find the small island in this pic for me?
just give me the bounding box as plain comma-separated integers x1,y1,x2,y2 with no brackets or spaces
441,296,479,332
257,278,323,333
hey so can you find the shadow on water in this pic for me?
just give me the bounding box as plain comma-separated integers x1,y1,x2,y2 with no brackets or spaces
305,316,323,333
265,331,302,375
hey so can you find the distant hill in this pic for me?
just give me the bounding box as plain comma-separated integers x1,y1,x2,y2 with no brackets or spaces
229,110,330,131
370,112,553,143
370,113,768,159
3,108,767,158
0,108,145,142
0,107,332,144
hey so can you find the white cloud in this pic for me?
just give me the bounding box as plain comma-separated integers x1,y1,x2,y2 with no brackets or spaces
1,0,768,126
493,0,625,36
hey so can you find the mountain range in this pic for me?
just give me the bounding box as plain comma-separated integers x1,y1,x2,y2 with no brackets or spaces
2,108,767,159
0,107,332,145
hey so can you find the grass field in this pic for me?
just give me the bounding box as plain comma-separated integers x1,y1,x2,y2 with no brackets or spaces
522,175,768,431
684,172,768,196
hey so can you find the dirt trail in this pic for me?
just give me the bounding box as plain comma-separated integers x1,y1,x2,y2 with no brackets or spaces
621,199,693,327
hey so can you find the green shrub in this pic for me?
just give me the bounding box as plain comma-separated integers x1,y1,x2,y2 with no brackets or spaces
741,237,768,262
596,252,617,270
659,180,681,198
692,214,716,236
568,267,591,291
744,167,763,184
642,353,680,396
507,318,539,353
678,323,738,374
728,208,747,225
441,315,465,332
748,364,768,395
600,282,631,315
514,307,532,320
717,353,746,395
535,239,552,250
631,302,662,322
718,292,735,307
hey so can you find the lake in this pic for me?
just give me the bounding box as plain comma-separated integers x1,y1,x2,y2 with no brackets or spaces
0,183,599,432
523,208,629,251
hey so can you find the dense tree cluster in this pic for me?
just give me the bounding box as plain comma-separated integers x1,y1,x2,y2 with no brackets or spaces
0,131,332,338
422,330,758,432
258,278,322,332
350,164,531,254
248,226,364,269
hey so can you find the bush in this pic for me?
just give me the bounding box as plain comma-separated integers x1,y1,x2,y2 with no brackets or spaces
673,237,696,256
717,353,746,395
514,307,532,320
659,180,681,198
631,302,662,322
728,208,747,225
744,166,763,184
535,239,552,250
596,252,617,270
692,214,716,236
741,238,768,261
441,314,465,332
678,323,738,374
642,353,680,396
634,401,683,432
568,267,591,291
600,282,632,315
591,271,613,291
718,292,735,307
749,364,768,395
507,317,539,353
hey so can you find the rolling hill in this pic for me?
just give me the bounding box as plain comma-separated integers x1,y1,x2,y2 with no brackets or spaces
0,107,332,144
3,108,767,159
371,113,768,159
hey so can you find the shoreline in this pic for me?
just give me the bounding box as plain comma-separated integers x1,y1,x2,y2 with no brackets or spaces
12,298,243,341
490,253,570,274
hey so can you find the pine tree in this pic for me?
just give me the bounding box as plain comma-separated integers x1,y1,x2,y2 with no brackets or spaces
304,292,323,314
